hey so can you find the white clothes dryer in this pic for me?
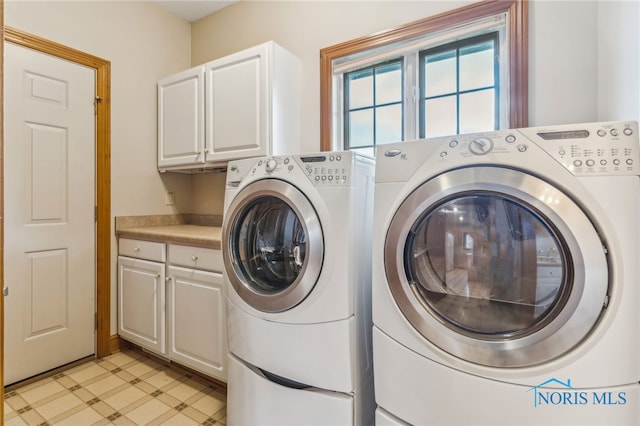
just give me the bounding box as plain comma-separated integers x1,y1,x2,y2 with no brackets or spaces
222,151,375,425
372,121,640,425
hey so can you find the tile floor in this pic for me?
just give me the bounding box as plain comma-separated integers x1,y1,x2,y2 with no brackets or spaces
3,349,227,425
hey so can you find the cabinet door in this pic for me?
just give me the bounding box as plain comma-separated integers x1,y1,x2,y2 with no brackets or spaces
205,43,268,163
158,66,205,170
167,265,227,382
118,256,166,355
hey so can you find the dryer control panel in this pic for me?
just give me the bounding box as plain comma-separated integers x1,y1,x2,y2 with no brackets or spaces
518,121,639,176
377,121,639,183
426,121,639,177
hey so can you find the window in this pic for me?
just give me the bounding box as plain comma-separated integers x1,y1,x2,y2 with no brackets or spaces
320,0,528,153
420,33,498,138
344,60,404,152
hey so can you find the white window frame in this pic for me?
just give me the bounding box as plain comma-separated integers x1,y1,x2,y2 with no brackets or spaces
337,15,508,155
320,0,528,152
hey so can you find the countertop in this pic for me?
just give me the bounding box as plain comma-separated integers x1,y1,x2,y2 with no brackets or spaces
115,215,223,249
117,224,222,249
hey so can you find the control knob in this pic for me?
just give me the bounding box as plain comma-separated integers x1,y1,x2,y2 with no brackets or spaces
469,137,494,155
265,159,278,172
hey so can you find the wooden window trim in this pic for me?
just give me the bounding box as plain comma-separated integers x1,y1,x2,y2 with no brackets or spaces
320,0,528,151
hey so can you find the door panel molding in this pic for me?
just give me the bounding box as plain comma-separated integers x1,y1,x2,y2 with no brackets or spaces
2,25,111,372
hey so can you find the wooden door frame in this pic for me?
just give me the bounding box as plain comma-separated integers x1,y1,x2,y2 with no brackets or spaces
1,2,5,419
1,26,111,399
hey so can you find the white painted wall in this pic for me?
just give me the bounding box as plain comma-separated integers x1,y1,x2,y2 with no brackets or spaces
5,0,192,334
596,0,640,122
528,0,599,125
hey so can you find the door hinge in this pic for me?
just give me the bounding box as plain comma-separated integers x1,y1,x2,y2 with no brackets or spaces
94,96,102,115
95,313,98,330
95,206,98,222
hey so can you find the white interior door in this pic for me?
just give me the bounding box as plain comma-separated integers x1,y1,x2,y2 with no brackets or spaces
4,42,96,385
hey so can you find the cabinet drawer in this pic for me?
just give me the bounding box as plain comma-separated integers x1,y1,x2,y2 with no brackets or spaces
119,238,166,262
169,244,222,272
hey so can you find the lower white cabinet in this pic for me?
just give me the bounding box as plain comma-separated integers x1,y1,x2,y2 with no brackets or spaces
167,244,227,382
118,256,166,354
117,238,227,382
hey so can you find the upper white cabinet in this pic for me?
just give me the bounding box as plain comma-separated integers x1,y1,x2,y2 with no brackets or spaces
158,67,205,169
158,41,300,172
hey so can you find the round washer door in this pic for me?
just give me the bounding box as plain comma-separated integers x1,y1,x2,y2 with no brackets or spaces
223,179,323,313
385,166,608,367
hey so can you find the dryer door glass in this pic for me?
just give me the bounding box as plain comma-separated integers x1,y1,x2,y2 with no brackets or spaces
234,196,306,293
405,194,568,336
384,167,608,367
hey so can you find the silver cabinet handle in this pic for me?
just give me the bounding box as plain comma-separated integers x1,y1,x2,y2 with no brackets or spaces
3,287,8,297
134,247,140,252
191,255,198,262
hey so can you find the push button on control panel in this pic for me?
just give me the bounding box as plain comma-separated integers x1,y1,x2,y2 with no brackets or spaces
301,154,350,185
432,122,637,177
543,122,638,176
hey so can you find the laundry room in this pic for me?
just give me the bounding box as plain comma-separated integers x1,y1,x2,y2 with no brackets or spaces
1,0,639,425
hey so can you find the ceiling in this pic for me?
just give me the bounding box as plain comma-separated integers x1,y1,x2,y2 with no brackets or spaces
152,1,237,23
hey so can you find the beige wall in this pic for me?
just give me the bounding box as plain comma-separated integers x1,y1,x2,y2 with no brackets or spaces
191,172,227,216
190,0,639,150
597,0,640,122
6,1,194,216
5,0,193,333
188,0,640,214
192,0,474,156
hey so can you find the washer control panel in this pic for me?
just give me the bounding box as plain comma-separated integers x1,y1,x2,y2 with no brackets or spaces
248,153,354,186
296,153,352,186
434,121,639,176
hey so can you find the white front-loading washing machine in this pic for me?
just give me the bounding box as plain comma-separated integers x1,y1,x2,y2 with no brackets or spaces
372,121,640,425
222,151,375,425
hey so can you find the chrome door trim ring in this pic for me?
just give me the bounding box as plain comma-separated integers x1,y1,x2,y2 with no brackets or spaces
385,166,608,367
223,179,324,313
